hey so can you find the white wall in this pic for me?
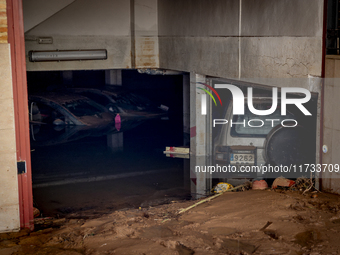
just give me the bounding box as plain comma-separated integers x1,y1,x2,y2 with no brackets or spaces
24,0,132,71
0,44,20,233
25,0,131,36
23,0,75,32
24,0,160,71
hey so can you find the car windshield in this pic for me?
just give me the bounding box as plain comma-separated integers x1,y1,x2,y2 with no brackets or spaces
62,100,103,117
82,92,112,106
109,93,152,110
231,101,295,137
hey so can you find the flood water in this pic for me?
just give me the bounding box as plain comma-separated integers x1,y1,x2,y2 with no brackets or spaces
31,118,190,219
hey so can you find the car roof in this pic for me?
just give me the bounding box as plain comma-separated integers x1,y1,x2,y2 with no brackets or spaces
65,87,130,98
29,92,92,104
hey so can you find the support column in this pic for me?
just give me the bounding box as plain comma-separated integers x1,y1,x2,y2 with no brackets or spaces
105,69,122,86
190,73,211,199
183,74,190,146
183,74,190,191
107,132,124,153
62,71,73,86
106,69,123,151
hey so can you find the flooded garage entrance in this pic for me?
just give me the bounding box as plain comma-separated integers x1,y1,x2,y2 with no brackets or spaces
28,70,189,219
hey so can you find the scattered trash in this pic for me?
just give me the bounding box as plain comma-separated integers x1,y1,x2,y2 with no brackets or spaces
252,180,268,190
293,177,312,190
272,177,295,189
212,182,234,193
311,194,318,198
289,177,321,195
163,146,190,159
178,184,249,214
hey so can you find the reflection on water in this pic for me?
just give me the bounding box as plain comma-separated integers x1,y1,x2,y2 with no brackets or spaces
30,117,144,147
31,119,189,218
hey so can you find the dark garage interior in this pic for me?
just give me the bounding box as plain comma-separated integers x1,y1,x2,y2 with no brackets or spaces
27,69,189,218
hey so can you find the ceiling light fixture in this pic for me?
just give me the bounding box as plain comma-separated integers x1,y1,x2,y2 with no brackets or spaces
28,49,107,62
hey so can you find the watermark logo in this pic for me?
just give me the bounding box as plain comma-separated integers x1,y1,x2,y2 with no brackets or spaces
215,84,311,116
200,84,311,116
196,82,222,115
199,84,312,128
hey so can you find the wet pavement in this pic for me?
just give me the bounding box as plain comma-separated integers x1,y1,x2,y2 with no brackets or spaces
31,119,190,218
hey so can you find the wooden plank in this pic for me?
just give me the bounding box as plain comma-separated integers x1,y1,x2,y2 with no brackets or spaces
163,146,190,159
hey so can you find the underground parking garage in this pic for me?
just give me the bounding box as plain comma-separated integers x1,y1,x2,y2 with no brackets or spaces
2,0,340,254
27,69,187,219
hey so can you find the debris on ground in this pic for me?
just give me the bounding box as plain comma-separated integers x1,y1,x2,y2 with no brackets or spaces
212,182,234,193
272,176,295,189
293,177,313,190
252,180,268,190
290,177,322,196
2,189,340,254
178,183,249,214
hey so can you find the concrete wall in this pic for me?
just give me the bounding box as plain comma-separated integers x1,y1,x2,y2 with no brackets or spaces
134,0,159,68
322,57,340,194
0,0,20,232
158,0,323,88
22,0,75,32
24,0,159,71
24,0,131,71
25,0,323,83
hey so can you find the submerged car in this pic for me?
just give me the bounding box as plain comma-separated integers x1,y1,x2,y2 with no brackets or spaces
28,92,146,146
28,92,115,127
64,87,169,119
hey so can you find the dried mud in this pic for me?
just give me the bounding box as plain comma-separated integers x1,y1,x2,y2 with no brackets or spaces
1,190,340,255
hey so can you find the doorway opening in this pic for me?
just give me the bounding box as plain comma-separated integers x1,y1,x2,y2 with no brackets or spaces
27,69,189,219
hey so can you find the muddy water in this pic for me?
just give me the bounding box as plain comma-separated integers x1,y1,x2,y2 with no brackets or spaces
31,119,190,218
